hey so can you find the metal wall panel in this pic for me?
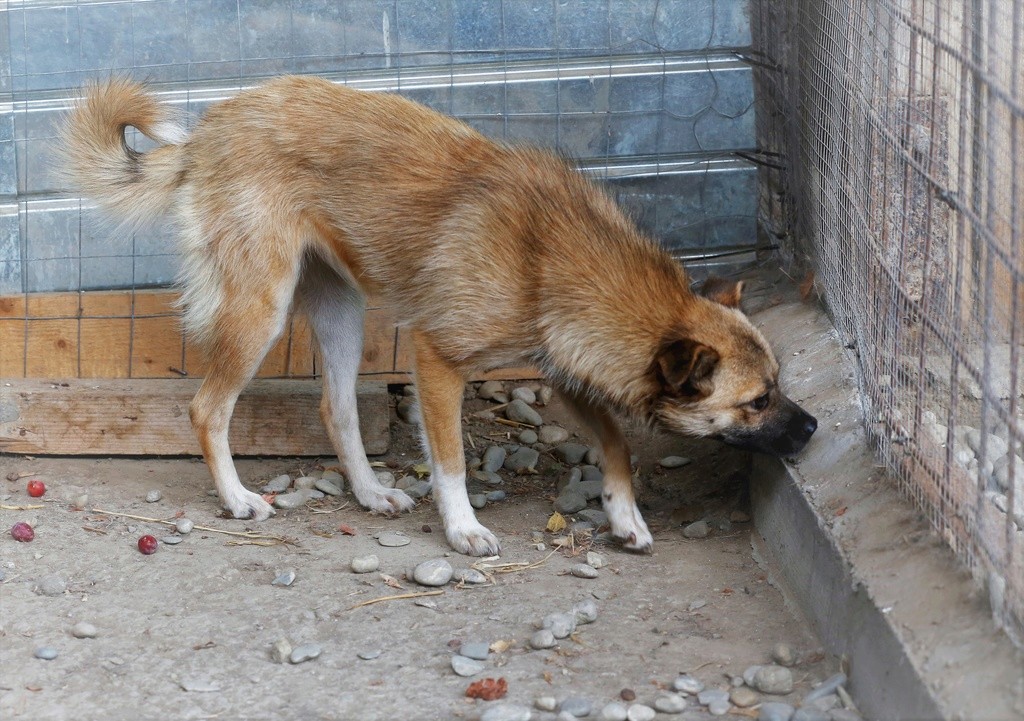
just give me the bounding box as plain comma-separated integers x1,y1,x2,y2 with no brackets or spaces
0,0,759,294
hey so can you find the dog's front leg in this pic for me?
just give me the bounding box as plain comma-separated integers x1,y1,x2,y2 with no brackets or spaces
560,390,653,552
413,331,501,556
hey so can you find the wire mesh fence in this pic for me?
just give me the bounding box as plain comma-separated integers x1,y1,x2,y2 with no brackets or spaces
754,0,1024,647
0,0,765,382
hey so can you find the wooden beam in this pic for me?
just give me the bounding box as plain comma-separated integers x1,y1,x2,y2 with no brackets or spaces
0,379,389,457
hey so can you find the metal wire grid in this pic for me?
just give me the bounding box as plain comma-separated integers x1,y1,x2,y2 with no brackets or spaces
754,0,1023,646
1,0,764,380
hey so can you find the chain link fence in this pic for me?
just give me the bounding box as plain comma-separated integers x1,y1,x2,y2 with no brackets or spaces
754,0,1023,647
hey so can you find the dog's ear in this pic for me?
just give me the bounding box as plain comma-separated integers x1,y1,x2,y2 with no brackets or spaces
655,338,720,399
700,277,744,308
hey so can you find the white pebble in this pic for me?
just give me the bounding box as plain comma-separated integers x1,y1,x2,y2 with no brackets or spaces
535,696,558,712
586,551,606,568
175,518,194,534
530,629,557,649
673,674,704,694
573,598,599,624
71,621,97,639
350,555,380,574
653,694,687,713
145,489,162,503
597,702,628,721
543,612,576,638
626,704,656,721
570,563,599,579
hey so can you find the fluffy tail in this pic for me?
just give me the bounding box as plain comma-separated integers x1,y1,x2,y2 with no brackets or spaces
59,79,188,233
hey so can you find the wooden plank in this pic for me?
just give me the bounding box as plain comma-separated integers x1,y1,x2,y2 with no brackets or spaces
130,316,185,377
0,319,26,377
80,317,131,378
25,319,78,377
0,378,389,456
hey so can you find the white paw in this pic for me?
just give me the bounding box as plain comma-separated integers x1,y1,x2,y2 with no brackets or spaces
446,522,501,557
356,486,415,514
224,489,275,521
604,496,653,553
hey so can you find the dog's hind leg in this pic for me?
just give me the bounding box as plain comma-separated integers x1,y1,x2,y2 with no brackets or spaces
560,390,653,552
296,259,414,514
189,277,297,522
412,330,500,556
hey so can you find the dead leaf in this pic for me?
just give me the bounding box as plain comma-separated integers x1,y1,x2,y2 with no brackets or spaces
546,512,566,533
337,524,357,536
380,573,404,590
543,670,553,684
192,640,216,650
465,677,507,700
261,493,277,505
411,463,431,478
800,270,816,301
489,639,514,654
835,506,848,517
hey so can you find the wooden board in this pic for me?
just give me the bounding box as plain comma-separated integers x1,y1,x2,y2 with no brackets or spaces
1,290,542,384
0,379,390,457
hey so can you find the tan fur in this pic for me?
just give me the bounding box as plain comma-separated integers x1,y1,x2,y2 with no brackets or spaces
61,76,815,555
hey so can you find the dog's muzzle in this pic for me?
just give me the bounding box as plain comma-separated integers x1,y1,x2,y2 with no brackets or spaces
721,399,818,457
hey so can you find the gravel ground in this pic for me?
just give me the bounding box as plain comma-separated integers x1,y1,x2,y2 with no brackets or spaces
1,385,852,721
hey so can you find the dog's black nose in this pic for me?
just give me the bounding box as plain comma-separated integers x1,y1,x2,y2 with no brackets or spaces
803,414,818,438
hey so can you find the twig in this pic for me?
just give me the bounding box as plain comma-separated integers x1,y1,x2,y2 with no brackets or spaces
346,589,444,610
90,508,294,544
465,432,476,450
225,539,287,547
472,401,512,417
492,417,534,429
472,550,556,574
1,504,44,511
82,526,108,535
310,502,350,514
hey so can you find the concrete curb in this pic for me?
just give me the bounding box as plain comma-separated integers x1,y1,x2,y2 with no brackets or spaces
748,300,1024,721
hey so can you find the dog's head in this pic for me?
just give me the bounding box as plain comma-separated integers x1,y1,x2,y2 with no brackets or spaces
649,278,817,456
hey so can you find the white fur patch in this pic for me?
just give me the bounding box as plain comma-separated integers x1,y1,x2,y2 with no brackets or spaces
149,120,188,145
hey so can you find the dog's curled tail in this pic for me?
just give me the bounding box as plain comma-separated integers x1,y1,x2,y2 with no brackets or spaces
59,79,188,233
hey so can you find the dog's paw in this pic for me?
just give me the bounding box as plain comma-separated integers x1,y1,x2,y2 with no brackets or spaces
446,522,501,557
357,487,415,515
224,489,275,521
604,496,653,553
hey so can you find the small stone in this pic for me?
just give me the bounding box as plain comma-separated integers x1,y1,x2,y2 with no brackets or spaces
270,638,292,663
577,480,603,500
519,429,539,445
571,563,599,579
708,699,731,716
405,480,433,499
350,555,380,574
803,672,847,703
357,648,382,660
322,469,344,484
539,425,570,445
478,380,505,400
537,386,553,405
179,675,221,692
772,642,798,667
673,675,704,694
486,490,507,502
69,621,97,639
451,567,488,584
754,665,794,695
697,689,730,706
307,489,325,500
315,478,343,496
731,687,759,707
554,490,587,514
573,598,599,624
507,399,543,426
35,574,67,597
530,629,557,649
580,465,603,483
377,531,411,547
558,466,583,491
659,456,691,469
688,597,707,612
620,689,636,702
683,520,710,538
480,704,532,721
450,654,485,677
160,535,183,545
34,646,58,660
273,489,313,509
262,474,291,493
597,701,629,721
578,509,608,527
554,443,589,464
413,559,453,586
512,386,537,404
396,396,418,423
272,569,296,586
175,518,194,535
730,510,751,523
469,493,488,509
759,702,795,721
482,446,508,473
828,710,861,721
145,489,162,503
293,476,317,490
584,447,601,465
460,642,490,660
653,694,687,713
560,697,593,717
505,447,540,474
543,612,577,639
792,706,829,721
371,470,395,489
626,704,656,721
536,697,558,712
289,643,322,664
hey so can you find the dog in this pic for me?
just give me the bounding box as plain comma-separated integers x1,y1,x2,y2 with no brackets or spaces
60,76,817,556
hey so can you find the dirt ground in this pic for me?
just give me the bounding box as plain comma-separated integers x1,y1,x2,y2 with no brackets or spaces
1,374,841,720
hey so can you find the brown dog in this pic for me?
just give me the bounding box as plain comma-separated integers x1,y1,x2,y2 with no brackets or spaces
60,76,816,555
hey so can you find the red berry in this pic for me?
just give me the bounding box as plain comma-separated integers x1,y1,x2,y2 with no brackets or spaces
137,535,158,555
27,480,46,498
11,522,34,542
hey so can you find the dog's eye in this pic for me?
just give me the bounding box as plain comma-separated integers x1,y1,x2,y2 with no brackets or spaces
749,393,770,411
